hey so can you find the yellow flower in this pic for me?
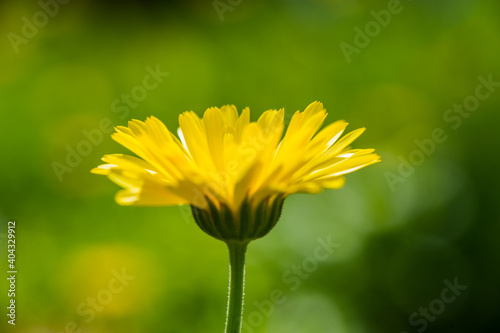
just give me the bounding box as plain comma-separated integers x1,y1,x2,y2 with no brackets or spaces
92,101,380,241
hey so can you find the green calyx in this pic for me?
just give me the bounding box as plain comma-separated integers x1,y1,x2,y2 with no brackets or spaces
191,194,285,242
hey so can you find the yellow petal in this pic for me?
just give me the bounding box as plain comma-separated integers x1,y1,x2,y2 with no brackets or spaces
308,120,348,155
115,185,188,206
178,111,215,172
325,128,366,157
203,107,226,171
145,116,174,143
235,107,250,142
220,105,239,126
306,152,381,180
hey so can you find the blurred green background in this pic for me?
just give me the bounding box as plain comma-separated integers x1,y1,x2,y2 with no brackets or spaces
1,0,499,332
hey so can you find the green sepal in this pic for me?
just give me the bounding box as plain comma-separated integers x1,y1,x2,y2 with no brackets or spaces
191,194,285,242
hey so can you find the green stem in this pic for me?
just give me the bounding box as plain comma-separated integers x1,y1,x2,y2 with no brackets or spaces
225,241,248,333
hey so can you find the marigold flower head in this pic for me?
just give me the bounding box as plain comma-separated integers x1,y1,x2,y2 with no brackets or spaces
92,101,380,241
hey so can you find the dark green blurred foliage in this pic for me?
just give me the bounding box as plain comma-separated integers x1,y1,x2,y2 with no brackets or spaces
1,0,499,332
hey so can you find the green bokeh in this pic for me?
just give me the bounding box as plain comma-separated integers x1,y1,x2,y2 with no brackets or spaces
1,0,499,332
